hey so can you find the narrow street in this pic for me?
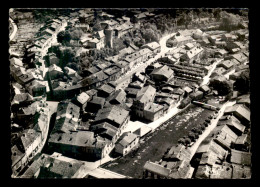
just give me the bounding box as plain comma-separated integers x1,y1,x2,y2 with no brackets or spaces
200,58,223,86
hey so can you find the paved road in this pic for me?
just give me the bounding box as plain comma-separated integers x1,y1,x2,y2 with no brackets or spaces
189,100,236,158
200,58,223,86
9,17,18,41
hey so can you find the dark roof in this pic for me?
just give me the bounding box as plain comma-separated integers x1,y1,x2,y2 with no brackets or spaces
94,105,129,127
117,132,139,147
143,161,170,177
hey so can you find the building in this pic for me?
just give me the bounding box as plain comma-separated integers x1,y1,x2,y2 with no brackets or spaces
92,105,130,130
224,104,250,125
97,84,115,98
115,132,140,156
150,65,174,83
180,46,204,63
48,131,109,160
217,60,234,70
143,103,164,122
47,64,64,80
133,85,156,118
230,149,251,166
86,96,106,113
21,152,85,178
141,41,161,54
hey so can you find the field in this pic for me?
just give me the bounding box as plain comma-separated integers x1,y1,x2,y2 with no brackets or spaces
102,103,215,178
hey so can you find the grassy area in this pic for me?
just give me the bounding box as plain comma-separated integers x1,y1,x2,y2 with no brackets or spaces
102,104,215,178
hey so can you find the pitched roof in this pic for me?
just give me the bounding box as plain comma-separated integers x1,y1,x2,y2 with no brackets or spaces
77,92,90,105
136,85,156,104
224,104,250,123
94,105,129,127
143,161,170,177
230,149,251,166
117,132,139,147
150,65,174,80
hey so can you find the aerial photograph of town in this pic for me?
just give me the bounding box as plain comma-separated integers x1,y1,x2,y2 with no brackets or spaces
9,8,251,179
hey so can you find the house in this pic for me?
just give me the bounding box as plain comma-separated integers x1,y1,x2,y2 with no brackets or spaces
25,80,47,97
143,103,164,122
224,104,250,125
103,66,121,81
143,161,170,179
180,46,204,63
97,84,115,98
220,117,246,136
48,53,59,65
10,57,23,67
216,60,234,70
86,96,106,113
234,134,249,151
199,85,211,95
80,71,109,89
150,65,174,83
87,38,103,50
183,86,193,97
231,53,247,64
48,131,108,160
133,85,156,118
167,160,194,179
189,90,203,101
174,35,193,47
107,89,126,105
230,149,251,166
46,64,64,80
212,124,238,150
133,72,147,83
184,43,195,50
163,144,192,162
232,163,251,179
92,105,130,130
141,41,161,54
90,122,120,144
115,132,140,156
82,66,100,77
125,87,140,98
21,153,85,178
237,96,250,108
215,49,228,58
114,60,129,75
74,92,90,111
17,72,35,85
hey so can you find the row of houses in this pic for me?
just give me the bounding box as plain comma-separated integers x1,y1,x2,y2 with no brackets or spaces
11,99,50,177
143,144,194,179
192,100,251,179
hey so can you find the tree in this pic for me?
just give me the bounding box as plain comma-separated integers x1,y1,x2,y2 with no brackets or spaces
57,31,65,44
209,76,233,96
178,138,185,144
185,138,191,145
219,11,241,31
234,70,250,94
59,48,76,68
188,132,196,142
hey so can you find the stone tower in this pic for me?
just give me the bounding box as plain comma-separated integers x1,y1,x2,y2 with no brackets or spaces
104,24,113,48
